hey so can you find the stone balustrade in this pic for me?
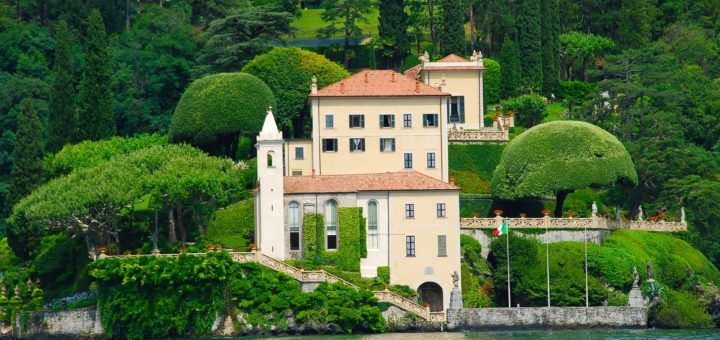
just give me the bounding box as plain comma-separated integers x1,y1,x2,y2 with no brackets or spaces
372,289,432,320
449,127,509,142
460,214,687,232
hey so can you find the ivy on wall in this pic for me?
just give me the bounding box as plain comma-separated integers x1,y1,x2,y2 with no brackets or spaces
303,213,325,258
301,208,367,272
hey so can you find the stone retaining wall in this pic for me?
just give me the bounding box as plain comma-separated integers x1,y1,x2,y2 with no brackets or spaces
447,306,646,330
23,309,103,338
462,229,609,257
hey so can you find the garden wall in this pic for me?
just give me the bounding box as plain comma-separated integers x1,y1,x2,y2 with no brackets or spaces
23,309,103,338
462,229,609,257
447,306,646,330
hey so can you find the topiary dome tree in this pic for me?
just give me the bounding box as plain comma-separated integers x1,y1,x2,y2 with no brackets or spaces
242,47,349,138
491,121,638,217
169,72,276,157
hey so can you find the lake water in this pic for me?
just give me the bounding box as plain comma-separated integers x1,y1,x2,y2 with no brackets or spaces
266,329,720,339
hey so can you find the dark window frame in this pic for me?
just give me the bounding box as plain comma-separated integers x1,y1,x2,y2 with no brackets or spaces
427,152,436,168
406,235,416,257
349,138,366,152
349,114,365,128
380,114,395,128
404,152,413,169
403,113,412,128
423,113,439,128
322,138,338,152
380,138,396,152
295,147,304,160
405,203,415,219
325,114,334,128
436,203,446,218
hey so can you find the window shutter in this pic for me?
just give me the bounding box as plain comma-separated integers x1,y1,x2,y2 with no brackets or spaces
438,235,447,256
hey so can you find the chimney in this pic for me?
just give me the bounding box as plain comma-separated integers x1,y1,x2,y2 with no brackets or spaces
415,81,420,93
340,82,345,94
391,72,396,83
310,75,318,95
364,72,368,83
449,177,455,186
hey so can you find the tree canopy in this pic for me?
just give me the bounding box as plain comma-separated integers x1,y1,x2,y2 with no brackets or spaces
242,47,349,138
491,121,638,216
169,72,276,157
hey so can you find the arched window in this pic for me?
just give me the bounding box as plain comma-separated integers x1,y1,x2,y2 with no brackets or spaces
325,200,338,250
267,151,274,167
367,201,378,249
289,201,300,251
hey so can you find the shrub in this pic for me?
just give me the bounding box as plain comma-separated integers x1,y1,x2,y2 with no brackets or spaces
377,266,390,284
449,143,504,195
558,80,597,104
169,72,276,156
243,47,349,137
44,134,168,178
500,94,548,127
607,290,628,306
206,199,255,250
483,58,501,105
653,289,714,328
31,234,90,298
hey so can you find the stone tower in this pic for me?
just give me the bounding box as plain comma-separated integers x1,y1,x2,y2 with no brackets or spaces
255,107,285,259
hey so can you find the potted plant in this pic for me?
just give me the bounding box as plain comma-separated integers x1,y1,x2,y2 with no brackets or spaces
493,209,503,216
541,209,551,216
519,212,527,218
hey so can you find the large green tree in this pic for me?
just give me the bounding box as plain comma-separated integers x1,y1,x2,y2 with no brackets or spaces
47,19,76,152
540,0,560,97
439,0,466,55
516,0,542,91
492,121,638,217
77,9,114,141
378,0,409,69
559,32,614,81
242,47,349,138
7,99,43,207
318,0,373,67
169,72,276,157
498,34,521,99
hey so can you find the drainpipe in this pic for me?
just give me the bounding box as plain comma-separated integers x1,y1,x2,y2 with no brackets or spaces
387,191,391,268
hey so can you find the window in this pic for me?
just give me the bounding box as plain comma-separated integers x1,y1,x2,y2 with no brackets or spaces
349,138,365,152
448,96,465,123
403,114,412,128
406,236,416,257
368,201,378,250
325,200,338,250
380,138,396,152
427,152,436,168
291,170,303,176
322,138,338,152
266,151,274,167
289,202,300,250
404,152,413,169
295,147,304,160
405,203,415,218
436,203,446,218
380,114,395,128
423,113,439,127
437,235,447,257
349,114,365,128
325,114,334,128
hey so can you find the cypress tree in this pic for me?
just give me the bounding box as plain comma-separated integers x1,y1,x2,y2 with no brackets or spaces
499,34,521,99
516,0,542,92
378,0,409,70
8,100,44,207
439,0,466,55
47,20,77,152
541,0,560,97
77,9,114,141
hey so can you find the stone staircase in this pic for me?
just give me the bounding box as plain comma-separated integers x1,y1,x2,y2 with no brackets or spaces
229,252,443,322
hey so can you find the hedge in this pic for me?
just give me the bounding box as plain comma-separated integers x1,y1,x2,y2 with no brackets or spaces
242,47,349,138
303,213,325,258
206,199,254,250
169,72,276,154
302,208,366,272
500,94,548,127
483,58,501,105
449,143,505,196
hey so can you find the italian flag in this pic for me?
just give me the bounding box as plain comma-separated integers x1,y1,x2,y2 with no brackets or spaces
493,220,508,236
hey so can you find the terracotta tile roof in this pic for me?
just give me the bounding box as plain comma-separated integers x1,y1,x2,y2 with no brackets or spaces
438,54,470,62
403,64,422,80
310,70,448,97
284,171,459,194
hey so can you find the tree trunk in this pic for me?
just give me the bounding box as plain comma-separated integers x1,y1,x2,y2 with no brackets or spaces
427,0,436,56
554,191,569,217
125,0,130,31
176,202,187,246
468,2,475,51
167,207,177,244
343,18,351,68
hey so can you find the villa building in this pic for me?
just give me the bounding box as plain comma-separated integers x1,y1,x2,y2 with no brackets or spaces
254,53,500,312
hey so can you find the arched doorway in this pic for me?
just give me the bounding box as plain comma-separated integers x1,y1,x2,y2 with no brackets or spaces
418,282,443,312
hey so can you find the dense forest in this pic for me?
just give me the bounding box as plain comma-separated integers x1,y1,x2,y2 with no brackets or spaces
0,0,719,333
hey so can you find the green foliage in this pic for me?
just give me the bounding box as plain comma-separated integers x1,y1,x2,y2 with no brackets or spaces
482,58,501,104
487,234,541,307
377,0,409,69
439,0,466,55
206,199,255,250
377,266,390,284
169,72,276,156
31,234,89,298
653,289,714,328
460,198,494,218
303,213,325,258
498,35,521,99
197,4,294,74
77,9,114,141
558,81,596,104
516,0,542,91
242,47,349,137
44,134,168,178
47,19,76,152
449,143,504,195
492,121,638,216
7,100,43,208
559,32,614,81
318,0,374,67
540,0,560,96
500,94,548,127
91,252,385,338
336,207,366,272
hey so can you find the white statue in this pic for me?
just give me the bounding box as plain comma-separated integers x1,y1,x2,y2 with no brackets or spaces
638,205,644,221
681,207,686,224
591,201,598,217
471,50,478,61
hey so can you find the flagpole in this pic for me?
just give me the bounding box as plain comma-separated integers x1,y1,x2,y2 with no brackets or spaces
506,222,511,308
584,223,589,308
546,220,550,307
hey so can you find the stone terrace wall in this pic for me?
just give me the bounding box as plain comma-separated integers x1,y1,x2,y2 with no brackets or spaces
462,229,610,258
447,306,646,330
23,309,103,338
